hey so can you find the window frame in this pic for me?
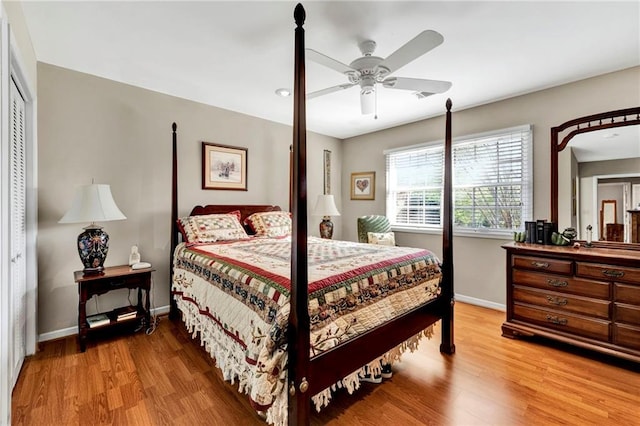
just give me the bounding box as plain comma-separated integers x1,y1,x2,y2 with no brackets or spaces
385,125,533,239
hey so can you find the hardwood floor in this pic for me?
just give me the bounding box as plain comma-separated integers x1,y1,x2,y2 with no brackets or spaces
12,302,639,425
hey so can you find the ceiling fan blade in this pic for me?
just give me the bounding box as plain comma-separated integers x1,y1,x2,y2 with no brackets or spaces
383,77,452,94
306,48,356,75
378,30,444,74
360,91,375,115
307,83,356,99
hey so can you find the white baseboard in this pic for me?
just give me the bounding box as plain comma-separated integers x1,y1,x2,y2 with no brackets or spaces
39,325,78,343
455,293,505,311
38,305,171,343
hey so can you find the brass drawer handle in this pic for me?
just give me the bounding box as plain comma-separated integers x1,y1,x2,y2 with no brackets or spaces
602,269,624,279
547,279,568,288
546,315,568,326
531,261,549,269
546,296,568,306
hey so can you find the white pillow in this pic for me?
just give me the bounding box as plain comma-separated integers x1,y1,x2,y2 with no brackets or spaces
367,231,396,246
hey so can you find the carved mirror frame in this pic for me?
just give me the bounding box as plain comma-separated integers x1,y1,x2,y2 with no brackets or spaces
551,106,640,250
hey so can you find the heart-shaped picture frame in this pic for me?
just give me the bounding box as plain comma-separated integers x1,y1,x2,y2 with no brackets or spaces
351,172,375,200
355,179,369,193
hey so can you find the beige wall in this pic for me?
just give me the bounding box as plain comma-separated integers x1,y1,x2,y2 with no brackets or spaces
341,66,640,306
36,62,640,333
37,63,341,335
579,157,640,178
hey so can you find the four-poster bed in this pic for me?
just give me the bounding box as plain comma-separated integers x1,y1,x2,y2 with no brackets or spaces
169,4,455,425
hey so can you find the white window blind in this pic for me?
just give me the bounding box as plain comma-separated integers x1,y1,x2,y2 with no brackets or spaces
387,144,444,227
386,125,533,237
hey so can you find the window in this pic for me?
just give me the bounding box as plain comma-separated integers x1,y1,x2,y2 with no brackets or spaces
385,125,533,237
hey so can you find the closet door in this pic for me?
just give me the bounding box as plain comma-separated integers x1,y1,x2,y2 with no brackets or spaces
9,76,26,387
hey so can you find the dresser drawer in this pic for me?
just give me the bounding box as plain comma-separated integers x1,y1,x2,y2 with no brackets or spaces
513,304,610,341
613,323,640,351
513,287,610,320
512,270,610,299
576,262,640,285
615,283,640,305
513,255,572,275
615,303,640,326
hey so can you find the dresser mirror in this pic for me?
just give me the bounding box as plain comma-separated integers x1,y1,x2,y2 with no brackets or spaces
551,107,640,249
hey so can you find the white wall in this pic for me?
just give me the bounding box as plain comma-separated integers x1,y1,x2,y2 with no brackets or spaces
341,66,640,306
37,63,342,337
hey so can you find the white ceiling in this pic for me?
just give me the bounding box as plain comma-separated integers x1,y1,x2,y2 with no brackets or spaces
571,125,640,163
20,1,640,139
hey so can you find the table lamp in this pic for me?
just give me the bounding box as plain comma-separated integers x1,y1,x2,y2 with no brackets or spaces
59,183,126,273
313,194,340,239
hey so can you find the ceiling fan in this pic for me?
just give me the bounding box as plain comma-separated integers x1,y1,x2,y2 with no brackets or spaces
307,30,452,115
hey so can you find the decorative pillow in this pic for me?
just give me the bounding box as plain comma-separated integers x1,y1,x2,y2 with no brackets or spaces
367,231,396,246
227,210,242,222
177,213,248,243
244,211,292,238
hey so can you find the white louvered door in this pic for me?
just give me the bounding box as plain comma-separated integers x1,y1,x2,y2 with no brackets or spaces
9,76,26,387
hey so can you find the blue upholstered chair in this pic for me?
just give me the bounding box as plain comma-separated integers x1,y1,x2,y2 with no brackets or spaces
357,215,392,243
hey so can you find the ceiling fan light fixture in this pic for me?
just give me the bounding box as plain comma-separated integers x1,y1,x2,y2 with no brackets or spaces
360,92,375,115
360,76,376,95
361,86,375,95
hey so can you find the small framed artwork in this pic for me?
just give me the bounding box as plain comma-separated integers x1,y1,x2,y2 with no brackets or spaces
323,149,331,195
202,142,248,190
351,171,375,200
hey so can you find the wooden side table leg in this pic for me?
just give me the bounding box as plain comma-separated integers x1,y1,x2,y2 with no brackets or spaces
137,286,144,325
145,286,151,330
78,290,87,352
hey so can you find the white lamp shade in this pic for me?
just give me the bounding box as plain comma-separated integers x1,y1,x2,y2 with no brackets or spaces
313,194,340,217
59,184,126,224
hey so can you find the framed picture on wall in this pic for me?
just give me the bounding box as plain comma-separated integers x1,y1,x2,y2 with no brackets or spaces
323,149,331,195
202,142,248,190
350,171,375,200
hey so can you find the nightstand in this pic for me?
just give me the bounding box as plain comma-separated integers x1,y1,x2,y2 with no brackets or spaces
75,265,154,352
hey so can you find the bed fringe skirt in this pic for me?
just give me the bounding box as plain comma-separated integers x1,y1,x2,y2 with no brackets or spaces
176,295,434,425
309,325,434,414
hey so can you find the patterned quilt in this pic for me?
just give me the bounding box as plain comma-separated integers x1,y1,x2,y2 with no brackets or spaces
172,236,441,425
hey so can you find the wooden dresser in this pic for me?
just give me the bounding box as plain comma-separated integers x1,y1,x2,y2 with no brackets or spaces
502,242,640,363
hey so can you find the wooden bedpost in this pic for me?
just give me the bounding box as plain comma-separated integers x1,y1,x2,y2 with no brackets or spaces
289,144,293,213
169,122,179,320
288,3,311,425
440,99,455,354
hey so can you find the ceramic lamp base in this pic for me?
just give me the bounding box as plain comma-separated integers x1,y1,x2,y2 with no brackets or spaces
319,217,334,239
77,225,110,273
